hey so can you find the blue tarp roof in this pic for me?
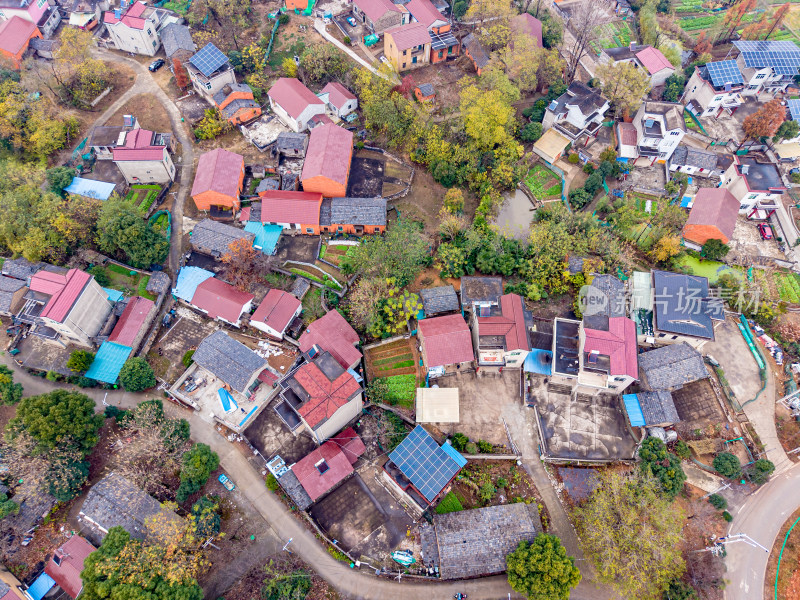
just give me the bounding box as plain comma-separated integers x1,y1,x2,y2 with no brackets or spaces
680,195,693,207
85,341,132,384
64,177,116,200
103,287,124,303
244,222,282,255
239,404,259,427
524,349,553,375
347,368,363,383
623,394,646,427
173,266,214,302
218,388,238,413
26,571,55,600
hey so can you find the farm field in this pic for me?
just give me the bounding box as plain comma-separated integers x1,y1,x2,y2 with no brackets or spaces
125,184,161,214
524,165,561,202
590,20,634,54
364,339,421,409
319,242,351,267
673,0,800,42
776,272,800,303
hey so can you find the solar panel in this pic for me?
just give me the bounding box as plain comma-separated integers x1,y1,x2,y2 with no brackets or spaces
388,426,465,502
733,41,800,75
789,99,800,122
189,43,228,77
705,60,744,87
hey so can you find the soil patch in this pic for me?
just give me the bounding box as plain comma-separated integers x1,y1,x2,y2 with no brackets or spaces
220,556,339,600
364,337,419,385
109,93,173,135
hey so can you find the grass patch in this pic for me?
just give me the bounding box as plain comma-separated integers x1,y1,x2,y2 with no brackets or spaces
137,275,157,301
248,178,261,194
289,268,343,290
302,287,325,324
675,254,744,284
435,491,464,514
381,373,416,408
378,359,414,371
524,165,560,200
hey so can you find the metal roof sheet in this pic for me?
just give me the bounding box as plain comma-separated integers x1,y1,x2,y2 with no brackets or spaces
85,341,132,384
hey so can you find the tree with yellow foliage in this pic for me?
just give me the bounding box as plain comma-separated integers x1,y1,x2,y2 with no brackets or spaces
596,61,652,118
650,234,682,263
464,0,516,50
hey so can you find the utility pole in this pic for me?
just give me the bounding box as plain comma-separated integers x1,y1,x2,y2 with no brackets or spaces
697,533,769,555
282,538,293,554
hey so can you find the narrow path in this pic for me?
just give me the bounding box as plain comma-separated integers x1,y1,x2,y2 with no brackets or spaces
313,19,394,81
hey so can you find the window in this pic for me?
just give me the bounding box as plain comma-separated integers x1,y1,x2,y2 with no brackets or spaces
306,227,313,233
713,96,722,102
147,28,152,35
412,56,417,64
402,63,406,69
740,203,749,210
670,131,680,136
438,50,443,58
338,226,343,232
748,193,757,199
755,73,766,80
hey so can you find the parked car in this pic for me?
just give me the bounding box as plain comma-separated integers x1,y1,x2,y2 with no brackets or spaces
758,223,774,240
149,58,165,72
218,473,235,491
346,16,357,26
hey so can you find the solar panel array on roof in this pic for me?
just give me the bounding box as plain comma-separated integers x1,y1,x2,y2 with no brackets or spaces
789,99,800,122
733,40,800,75
190,43,228,77
705,60,744,87
388,426,466,503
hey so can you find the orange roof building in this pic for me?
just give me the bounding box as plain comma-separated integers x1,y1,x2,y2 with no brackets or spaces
682,188,739,246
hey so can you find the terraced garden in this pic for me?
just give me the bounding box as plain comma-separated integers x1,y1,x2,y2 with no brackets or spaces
590,21,634,54
319,243,352,267
673,0,800,41
524,165,561,202
125,184,161,215
364,339,420,409
776,272,800,303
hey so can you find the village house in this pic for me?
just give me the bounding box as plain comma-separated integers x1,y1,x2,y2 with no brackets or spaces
351,0,405,36
631,101,686,164
267,77,326,133
669,145,732,180
189,277,254,327
18,268,113,348
298,309,362,370
0,276,27,318
622,390,680,428
213,83,261,125
160,22,194,64
0,0,61,39
250,289,302,339
275,132,309,158
102,1,173,56
681,187,739,249
300,123,354,198
0,16,40,69
651,270,723,349
419,285,459,317
190,219,254,258
191,148,245,214
542,82,610,147
187,43,237,103
319,82,358,119
682,60,745,118
86,115,140,160
258,190,324,234
384,22,432,71
43,536,96,600
471,293,532,371
721,155,786,214
0,564,27,600
190,331,266,396
319,197,387,234
105,295,155,354
414,83,436,102
733,40,800,96
274,350,363,444
112,128,176,184
418,313,474,377
406,0,459,63
460,276,503,314
601,43,675,86
462,33,490,76
638,342,710,391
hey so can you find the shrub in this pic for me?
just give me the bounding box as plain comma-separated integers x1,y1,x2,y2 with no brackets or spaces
569,188,591,209
265,473,279,492
674,440,691,460
67,350,95,374
568,153,580,164
104,406,128,423
519,122,543,143
479,482,496,502
708,493,727,509
88,266,111,287
496,477,508,489
177,443,220,503
722,511,733,522
746,459,775,484
343,35,351,44
662,579,698,600
465,442,478,454
477,439,493,453
46,371,60,382
278,13,289,24
451,432,469,451
582,162,595,174
713,452,741,479
182,350,195,368
76,376,97,388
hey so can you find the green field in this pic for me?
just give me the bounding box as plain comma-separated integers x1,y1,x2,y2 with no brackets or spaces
675,255,744,284
435,491,464,514
524,165,561,200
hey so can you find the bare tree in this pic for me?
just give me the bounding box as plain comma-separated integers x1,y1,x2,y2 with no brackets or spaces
564,0,606,83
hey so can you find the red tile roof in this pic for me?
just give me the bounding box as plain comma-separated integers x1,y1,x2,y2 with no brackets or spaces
309,113,334,128
258,190,323,226
418,314,474,368
301,123,354,186
103,1,148,29
31,269,92,323
44,535,95,599
321,82,356,111
329,426,366,464
191,278,254,323
0,16,37,54
406,0,445,28
635,46,673,75
267,77,324,120
352,0,401,22
618,122,637,146
291,439,354,501
251,289,301,334
685,187,739,241
386,22,432,50
108,296,154,347
299,310,362,369
583,316,638,379
511,13,543,48
258,370,279,384
477,293,530,352
112,128,166,161
191,149,244,200
295,361,361,429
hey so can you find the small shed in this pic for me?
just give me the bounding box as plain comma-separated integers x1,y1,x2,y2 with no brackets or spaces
420,285,459,316
622,391,680,427
416,387,459,423
415,83,435,103
532,129,571,164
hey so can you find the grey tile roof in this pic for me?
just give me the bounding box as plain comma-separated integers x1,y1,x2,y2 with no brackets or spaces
420,286,459,316
79,473,180,541
220,98,260,119
604,43,649,61
191,218,254,258
583,274,625,331
0,276,25,314
255,178,280,193
652,270,718,339
2,258,42,281
146,271,171,295
417,83,435,96
671,145,718,171
645,101,685,132
429,504,541,579
319,197,387,227
160,23,195,58
460,276,503,307
276,132,309,154
637,390,680,425
551,82,608,118
638,342,709,390
275,469,313,510
212,83,255,106
290,277,311,299
193,330,267,393
462,34,490,68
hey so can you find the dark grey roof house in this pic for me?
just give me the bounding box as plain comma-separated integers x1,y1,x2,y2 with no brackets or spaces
652,270,723,341
275,132,309,157
420,286,460,316
638,342,709,391
420,503,541,580
462,33,490,70
191,218,255,258
78,473,181,544
583,274,626,331
626,390,680,426
192,330,267,394
2,258,43,282
670,146,719,172
319,198,387,228
160,23,196,59
255,178,280,193
0,276,26,316
460,276,503,312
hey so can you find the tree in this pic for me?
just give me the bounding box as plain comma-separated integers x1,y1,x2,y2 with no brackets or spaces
650,235,682,263
540,12,563,49
191,497,221,537
221,237,273,292
341,220,429,286
597,61,652,117
438,208,469,241
506,536,581,600
193,108,231,140
96,195,169,269
443,188,465,214
638,437,687,499
662,74,686,102
520,122,544,143
46,166,75,196
172,57,191,90
118,357,156,392
67,350,95,374
0,365,22,405
708,493,727,509
745,458,775,484
694,31,712,55
177,443,220,503
573,470,686,599
564,1,604,82
299,45,347,84
189,0,251,49
460,82,518,150
465,0,515,49
742,98,785,143
80,525,204,600
663,580,699,600
44,28,108,108
282,57,298,78
700,239,730,261
713,452,742,478
0,493,18,518
7,389,103,456
774,119,799,142
721,0,756,41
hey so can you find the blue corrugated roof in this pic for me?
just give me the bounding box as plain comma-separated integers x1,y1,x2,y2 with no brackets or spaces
244,222,282,255
64,177,116,200
680,195,693,208
524,349,553,375
347,368,363,383
623,393,645,427
218,388,238,412
26,572,55,600
103,287,124,303
173,266,214,302
85,342,133,384
441,440,468,467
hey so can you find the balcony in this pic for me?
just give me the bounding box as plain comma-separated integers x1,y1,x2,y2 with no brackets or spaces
721,93,744,107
